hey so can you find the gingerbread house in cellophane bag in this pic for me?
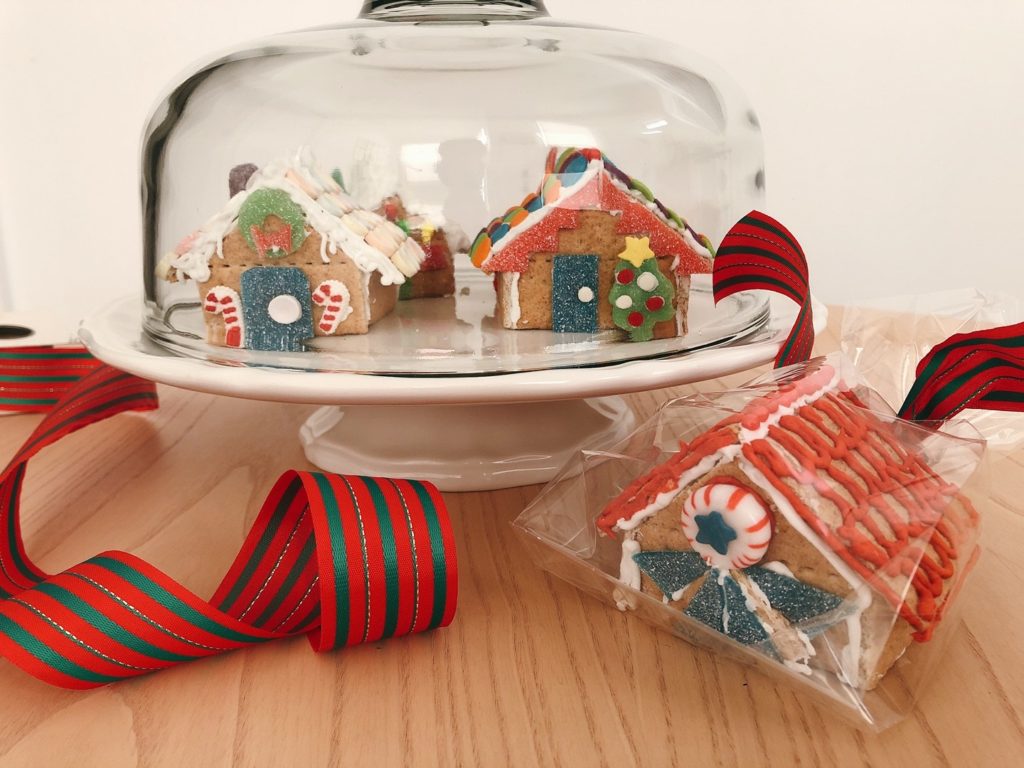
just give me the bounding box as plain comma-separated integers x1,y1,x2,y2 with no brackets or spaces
514,350,992,730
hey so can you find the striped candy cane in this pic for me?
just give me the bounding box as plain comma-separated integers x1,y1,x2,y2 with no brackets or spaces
204,287,244,348
312,280,353,335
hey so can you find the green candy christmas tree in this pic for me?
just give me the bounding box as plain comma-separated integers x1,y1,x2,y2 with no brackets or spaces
608,236,676,342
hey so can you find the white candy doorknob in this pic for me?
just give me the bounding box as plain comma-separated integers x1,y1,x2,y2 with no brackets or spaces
267,294,303,324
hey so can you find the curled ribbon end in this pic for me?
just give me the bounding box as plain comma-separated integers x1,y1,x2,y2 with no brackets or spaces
712,210,813,369
898,321,1024,423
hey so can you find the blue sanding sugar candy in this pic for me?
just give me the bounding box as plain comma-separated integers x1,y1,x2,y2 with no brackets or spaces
633,550,707,597
683,572,724,634
684,572,773,649
745,566,845,625
229,163,259,197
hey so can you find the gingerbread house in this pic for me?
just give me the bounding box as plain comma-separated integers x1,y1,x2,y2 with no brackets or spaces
597,362,979,689
469,148,714,341
158,149,425,352
376,195,455,300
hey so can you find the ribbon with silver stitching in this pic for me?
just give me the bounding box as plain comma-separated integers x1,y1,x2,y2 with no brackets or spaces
0,355,457,689
898,321,1024,422
0,345,104,413
713,211,814,368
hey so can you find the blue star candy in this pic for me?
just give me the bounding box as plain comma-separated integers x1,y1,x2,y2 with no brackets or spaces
694,511,736,556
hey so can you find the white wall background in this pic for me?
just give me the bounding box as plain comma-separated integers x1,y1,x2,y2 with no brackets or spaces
1,0,1023,331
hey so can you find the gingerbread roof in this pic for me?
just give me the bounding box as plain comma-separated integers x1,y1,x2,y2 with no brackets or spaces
597,363,980,642
469,148,715,276
160,148,425,286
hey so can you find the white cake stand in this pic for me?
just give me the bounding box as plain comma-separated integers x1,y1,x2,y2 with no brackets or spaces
79,282,826,491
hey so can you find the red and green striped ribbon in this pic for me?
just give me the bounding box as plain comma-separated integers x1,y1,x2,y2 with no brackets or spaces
0,345,104,412
713,211,814,368
0,359,458,689
898,321,1024,422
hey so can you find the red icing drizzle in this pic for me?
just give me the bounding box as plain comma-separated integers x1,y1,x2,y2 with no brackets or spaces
596,424,740,537
597,379,979,642
742,390,977,641
740,364,837,433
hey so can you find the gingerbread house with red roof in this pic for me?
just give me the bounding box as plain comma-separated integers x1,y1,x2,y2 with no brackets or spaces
470,148,714,342
597,361,979,689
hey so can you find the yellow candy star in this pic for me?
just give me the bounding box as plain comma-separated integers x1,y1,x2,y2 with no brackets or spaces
618,236,655,268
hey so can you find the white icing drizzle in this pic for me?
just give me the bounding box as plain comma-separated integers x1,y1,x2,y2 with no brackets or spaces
165,147,424,286
360,270,372,309
674,273,685,337
613,446,741,532
484,159,603,264
738,367,841,442
839,585,873,686
739,575,815,675
507,273,522,327
715,569,731,634
760,561,796,579
616,539,643,610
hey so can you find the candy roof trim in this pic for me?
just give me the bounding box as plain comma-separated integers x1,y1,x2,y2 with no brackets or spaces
597,363,979,642
470,148,715,275
162,148,425,286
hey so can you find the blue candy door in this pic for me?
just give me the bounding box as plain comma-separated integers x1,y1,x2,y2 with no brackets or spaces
552,254,599,333
240,267,314,352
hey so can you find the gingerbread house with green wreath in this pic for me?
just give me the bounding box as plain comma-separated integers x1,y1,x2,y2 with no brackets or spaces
469,148,715,341
158,149,426,352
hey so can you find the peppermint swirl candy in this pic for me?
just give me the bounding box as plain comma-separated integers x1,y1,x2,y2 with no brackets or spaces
681,483,772,570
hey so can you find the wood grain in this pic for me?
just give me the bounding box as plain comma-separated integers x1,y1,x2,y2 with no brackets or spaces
0,308,1022,767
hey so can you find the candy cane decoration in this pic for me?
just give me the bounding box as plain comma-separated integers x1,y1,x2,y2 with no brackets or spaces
204,286,244,348
681,482,773,570
312,280,353,335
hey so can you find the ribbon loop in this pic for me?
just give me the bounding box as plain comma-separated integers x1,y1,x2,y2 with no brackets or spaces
0,364,458,689
713,211,814,368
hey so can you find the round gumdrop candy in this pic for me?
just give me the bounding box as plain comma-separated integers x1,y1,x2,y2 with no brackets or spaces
646,296,665,311
628,311,644,328
616,268,635,285
229,163,259,197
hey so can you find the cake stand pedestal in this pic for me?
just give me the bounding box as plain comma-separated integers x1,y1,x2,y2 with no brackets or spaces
300,397,634,491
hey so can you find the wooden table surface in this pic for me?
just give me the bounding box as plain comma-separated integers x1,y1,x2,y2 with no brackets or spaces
1,309,1022,767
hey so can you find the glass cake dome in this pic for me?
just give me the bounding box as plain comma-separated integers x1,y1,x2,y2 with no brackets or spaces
141,0,765,375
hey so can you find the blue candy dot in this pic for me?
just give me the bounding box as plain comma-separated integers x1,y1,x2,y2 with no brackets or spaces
694,511,737,556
